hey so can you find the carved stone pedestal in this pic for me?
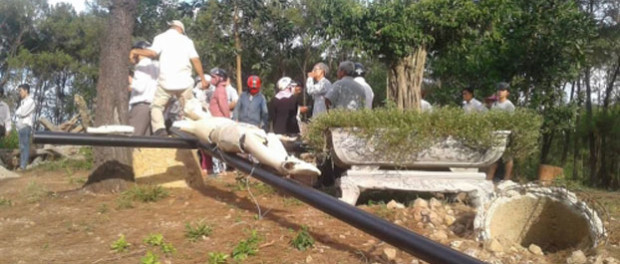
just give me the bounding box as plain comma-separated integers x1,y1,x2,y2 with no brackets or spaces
337,168,494,207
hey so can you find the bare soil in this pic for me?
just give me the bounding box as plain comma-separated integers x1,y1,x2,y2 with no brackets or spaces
1,166,619,264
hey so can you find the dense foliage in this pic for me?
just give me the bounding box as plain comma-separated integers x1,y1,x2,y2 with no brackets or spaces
305,107,542,163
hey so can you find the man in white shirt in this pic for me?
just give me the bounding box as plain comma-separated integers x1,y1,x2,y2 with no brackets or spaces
129,41,159,136
462,87,487,113
15,84,35,170
353,63,374,109
0,99,11,137
130,20,208,136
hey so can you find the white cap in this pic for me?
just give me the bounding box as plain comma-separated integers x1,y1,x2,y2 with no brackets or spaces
167,20,185,33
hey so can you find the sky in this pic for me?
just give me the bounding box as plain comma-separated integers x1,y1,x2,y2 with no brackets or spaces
48,0,87,13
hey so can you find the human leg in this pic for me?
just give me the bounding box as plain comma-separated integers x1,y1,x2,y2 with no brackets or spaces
18,126,31,169
129,103,152,136
151,86,172,134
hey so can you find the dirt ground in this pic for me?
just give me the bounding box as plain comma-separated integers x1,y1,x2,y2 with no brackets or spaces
1,165,619,264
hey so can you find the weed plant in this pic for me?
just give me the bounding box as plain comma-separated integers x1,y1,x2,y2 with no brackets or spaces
0,197,12,206
290,226,315,251
232,229,261,261
140,251,160,264
184,220,213,242
110,234,131,253
306,107,542,163
207,252,229,264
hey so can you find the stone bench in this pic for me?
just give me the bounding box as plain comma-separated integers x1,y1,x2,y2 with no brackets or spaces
329,128,510,206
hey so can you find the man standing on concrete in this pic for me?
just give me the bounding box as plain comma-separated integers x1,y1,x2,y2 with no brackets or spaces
353,62,374,109
130,20,208,136
487,81,516,181
0,98,11,138
462,87,487,113
15,84,35,170
325,61,367,111
306,62,332,118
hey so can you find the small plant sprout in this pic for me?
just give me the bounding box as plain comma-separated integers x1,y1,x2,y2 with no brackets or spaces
290,225,315,251
110,234,131,253
143,233,164,246
184,220,213,242
207,252,229,264
232,229,261,261
140,251,160,264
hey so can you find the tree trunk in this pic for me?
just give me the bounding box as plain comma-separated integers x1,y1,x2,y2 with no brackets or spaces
233,1,242,94
387,46,427,110
85,0,137,193
561,81,576,165
572,78,582,180
584,68,598,186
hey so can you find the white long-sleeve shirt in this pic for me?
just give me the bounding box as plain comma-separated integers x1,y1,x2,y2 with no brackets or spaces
129,57,158,105
306,77,332,117
15,95,35,129
0,101,11,132
354,77,374,109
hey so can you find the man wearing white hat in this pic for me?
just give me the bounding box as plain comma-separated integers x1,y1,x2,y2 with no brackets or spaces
130,20,208,136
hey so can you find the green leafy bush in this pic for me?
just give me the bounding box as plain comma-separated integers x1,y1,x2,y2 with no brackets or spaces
305,107,542,163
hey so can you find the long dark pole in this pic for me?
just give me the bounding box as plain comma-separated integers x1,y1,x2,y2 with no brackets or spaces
33,131,484,264
34,131,196,149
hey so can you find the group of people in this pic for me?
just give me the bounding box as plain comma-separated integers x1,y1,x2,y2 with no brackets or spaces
127,20,377,134
0,84,36,171
126,20,374,177
460,82,516,181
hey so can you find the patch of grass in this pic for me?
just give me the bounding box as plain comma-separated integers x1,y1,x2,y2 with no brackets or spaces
0,197,12,206
68,175,87,185
140,251,160,264
23,181,49,203
121,185,169,203
232,229,261,261
110,234,131,253
207,252,229,264
290,225,314,251
184,220,213,242
97,203,108,214
283,197,303,207
115,195,134,210
39,148,93,174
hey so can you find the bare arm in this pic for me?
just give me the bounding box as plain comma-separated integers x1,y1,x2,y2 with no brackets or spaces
129,48,157,62
190,58,207,90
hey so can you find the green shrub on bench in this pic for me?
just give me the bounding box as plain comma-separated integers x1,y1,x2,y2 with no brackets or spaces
305,107,542,163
